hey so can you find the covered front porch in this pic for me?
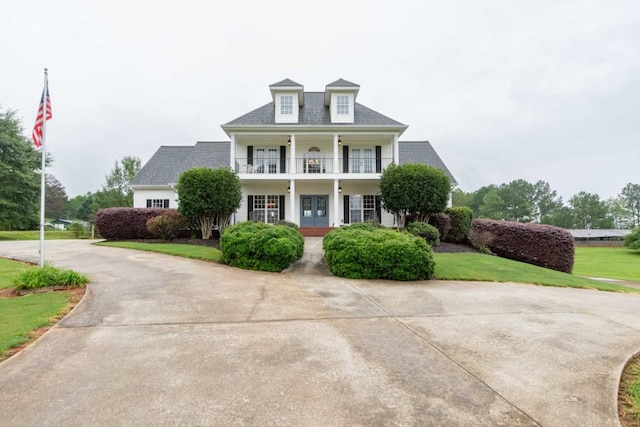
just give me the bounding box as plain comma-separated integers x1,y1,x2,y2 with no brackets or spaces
237,178,391,230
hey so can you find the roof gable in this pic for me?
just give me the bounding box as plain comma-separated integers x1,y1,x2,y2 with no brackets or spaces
223,92,405,129
131,142,230,186
398,141,457,185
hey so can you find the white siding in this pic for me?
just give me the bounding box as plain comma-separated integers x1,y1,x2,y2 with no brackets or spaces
274,93,299,123
133,189,178,208
330,92,354,123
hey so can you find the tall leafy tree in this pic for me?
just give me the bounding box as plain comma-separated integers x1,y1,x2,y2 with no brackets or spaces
541,206,576,229
101,156,141,207
620,183,640,228
606,196,633,229
451,188,473,208
177,167,242,239
478,189,505,219
532,180,563,221
0,108,41,230
45,174,68,219
569,191,613,229
379,163,451,227
497,179,535,222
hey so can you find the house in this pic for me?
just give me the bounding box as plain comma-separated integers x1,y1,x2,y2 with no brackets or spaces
131,79,456,233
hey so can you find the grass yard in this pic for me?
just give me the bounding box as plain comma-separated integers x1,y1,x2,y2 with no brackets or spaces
0,230,76,241
0,292,70,357
434,252,640,293
620,354,640,426
0,258,83,360
573,247,640,282
96,241,222,262
0,258,33,289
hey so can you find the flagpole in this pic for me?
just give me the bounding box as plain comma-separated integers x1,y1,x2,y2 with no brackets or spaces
39,69,49,268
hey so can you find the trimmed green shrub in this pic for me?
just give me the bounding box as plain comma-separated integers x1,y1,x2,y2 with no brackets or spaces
147,211,189,241
428,212,451,242
472,219,574,273
274,220,299,230
14,264,89,290
221,222,304,272
446,206,473,243
406,222,440,246
323,224,435,281
624,227,640,251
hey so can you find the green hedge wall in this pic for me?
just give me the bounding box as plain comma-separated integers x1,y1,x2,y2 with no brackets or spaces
323,223,435,281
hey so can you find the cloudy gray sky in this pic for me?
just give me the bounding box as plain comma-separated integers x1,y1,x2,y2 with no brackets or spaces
2,0,639,201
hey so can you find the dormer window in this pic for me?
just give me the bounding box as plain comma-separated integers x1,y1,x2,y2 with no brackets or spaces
281,95,293,115
336,95,349,115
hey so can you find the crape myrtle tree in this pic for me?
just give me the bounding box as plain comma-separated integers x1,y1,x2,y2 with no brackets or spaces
379,163,451,228
177,167,242,239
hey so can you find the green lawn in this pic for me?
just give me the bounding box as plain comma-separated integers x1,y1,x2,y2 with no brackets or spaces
96,241,222,262
573,247,640,282
0,292,70,356
0,258,34,289
434,252,640,293
0,230,76,240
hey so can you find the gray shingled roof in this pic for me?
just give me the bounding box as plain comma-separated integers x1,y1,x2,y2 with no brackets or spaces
398,141,457,185
131,142,230,186
224,92,405,127
326,78,360,87
269,78,303,87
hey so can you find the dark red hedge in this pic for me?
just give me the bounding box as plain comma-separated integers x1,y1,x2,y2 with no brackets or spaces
95,208,173,240
428,212,451,242
472,219,574,273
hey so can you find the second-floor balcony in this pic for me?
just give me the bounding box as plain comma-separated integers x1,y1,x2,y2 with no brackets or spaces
234,158,394,175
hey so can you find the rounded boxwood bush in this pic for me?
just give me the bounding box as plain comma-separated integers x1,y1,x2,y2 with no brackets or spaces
323,223,435,281
220,222,304,272
405,222,440,246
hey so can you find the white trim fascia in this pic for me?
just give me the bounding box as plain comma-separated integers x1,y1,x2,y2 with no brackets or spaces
221,124,408,135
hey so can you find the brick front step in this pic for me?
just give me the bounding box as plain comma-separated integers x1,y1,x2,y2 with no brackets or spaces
298,227,334,237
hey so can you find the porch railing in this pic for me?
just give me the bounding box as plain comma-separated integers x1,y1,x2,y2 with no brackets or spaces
234,157,395,174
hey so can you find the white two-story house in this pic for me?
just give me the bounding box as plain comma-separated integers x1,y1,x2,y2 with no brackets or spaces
131,79,456,234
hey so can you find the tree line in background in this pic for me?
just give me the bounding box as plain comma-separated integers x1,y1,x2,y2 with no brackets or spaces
453,179,640,229
0,105,141,230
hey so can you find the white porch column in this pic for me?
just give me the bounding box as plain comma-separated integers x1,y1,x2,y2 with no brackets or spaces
333,134,339,173
289,134,296,174
393,133,399,164
333,179,340,227
289,179,297,225
230,133,236,171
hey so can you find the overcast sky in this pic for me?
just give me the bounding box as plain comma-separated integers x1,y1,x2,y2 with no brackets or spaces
2,0,639,202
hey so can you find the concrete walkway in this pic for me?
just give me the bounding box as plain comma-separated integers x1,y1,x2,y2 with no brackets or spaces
0,240,639,426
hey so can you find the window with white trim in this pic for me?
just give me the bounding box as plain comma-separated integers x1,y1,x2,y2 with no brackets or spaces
252,195,280,224
336,95,349,115
280,95,293,115
349,195,376,223
147,199,169,208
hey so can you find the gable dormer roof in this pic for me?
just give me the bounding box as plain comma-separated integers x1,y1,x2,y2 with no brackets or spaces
324,78,360,106
269,78,304,104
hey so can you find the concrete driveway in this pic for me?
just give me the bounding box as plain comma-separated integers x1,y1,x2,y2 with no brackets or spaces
0,239,639,426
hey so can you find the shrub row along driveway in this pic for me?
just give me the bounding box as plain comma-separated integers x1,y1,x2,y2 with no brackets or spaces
0,240,639,426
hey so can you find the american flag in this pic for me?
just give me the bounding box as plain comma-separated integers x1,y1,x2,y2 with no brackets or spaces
32,86,52,148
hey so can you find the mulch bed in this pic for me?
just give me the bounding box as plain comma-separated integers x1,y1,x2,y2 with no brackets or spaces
433,242,478,253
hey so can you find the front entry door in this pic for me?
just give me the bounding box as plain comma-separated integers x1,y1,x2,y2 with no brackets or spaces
300,195,329,227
